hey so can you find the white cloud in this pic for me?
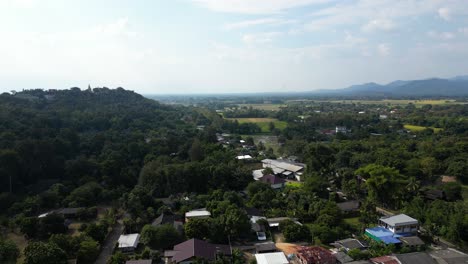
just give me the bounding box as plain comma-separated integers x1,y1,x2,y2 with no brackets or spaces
1,0,38,8
242,32,283,44
223,18,295,30
438,7,451,21
191,0,331,14
428,31,455,40
90,17,138,38
377,43,390,56
361,18,396,33
302,0,464,32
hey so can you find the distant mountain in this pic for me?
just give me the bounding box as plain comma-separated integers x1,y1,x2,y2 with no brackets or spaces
325,76,468,96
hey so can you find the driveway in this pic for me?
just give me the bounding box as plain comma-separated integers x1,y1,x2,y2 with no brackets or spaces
94,221,124,264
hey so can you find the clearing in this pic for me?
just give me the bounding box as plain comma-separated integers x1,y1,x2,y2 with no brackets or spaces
237,104,286,111
226,118,287,133
404,124,443,133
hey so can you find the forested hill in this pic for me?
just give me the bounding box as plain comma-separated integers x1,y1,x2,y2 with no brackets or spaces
0,87,200,193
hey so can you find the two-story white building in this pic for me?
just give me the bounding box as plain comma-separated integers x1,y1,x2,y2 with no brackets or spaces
379,214,419,235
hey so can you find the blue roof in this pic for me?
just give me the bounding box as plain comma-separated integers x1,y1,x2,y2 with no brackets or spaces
380,236,401,244
366,227,394,238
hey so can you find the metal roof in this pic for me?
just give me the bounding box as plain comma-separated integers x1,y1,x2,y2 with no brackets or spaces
380,214,418,226
118,234,140,248
185,209,211,218
255,252,289,264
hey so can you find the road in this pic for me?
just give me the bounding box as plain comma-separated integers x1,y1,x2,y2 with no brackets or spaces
94,221,124,264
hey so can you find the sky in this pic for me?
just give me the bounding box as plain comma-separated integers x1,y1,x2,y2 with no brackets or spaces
1,0,468,94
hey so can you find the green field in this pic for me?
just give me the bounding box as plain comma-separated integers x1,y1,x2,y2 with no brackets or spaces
237,104,286,111
226,117,287,133
404,124,443,133
309,99,465,107
286,181,303,188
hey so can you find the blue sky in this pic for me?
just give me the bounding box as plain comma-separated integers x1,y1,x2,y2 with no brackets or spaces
1,0,468,94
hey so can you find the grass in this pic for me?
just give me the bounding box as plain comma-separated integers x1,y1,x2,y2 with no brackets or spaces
319,99,464,106
404,124,443,133
225,117,287,133
244,134,281,154
343,217,361,230
286,181,303,188
237,104,286,111
7,231,28,264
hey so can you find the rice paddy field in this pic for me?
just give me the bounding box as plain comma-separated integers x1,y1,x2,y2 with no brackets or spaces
225,117,287,133
318,99,465,106
404,124,443,133
237,103,287,111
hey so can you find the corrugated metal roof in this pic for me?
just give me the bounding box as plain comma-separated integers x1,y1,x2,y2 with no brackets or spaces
255,252,289,264
380,214,418,226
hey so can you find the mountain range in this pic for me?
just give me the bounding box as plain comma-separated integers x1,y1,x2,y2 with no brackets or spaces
318,75,468,96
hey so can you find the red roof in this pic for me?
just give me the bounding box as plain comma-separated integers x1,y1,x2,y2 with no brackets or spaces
170,239,231,263
370,255,400,264
296,246,335,264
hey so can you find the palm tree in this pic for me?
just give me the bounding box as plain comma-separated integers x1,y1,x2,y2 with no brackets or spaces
406,177,420,192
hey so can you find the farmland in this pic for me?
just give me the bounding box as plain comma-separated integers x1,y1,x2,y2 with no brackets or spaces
237,103,286,111
225,117,287,133
404,124,443,133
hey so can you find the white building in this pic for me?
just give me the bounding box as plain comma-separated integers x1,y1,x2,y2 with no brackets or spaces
261,159,304,181
336,126,348,134
255,252,289,264
185,208,211,222
236,155,252,160
118,233,140,252
379,214,418,234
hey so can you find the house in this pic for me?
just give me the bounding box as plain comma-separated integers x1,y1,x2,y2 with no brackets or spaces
398,236,425,247
118,234,140,252
258,174,286,189
164,238,231,263
394,252,436,264
336,126,348,134
151,213,184,233
185,208,211,222
337,200,360,213
125,260,152,264
237,155,253,160
57,208,84,218
334,251,354,263
261,159,305,180
378,214,418,235
424,189,445,200
255,242,277,253
266,217,301,228
296,246,335,264
252,223,267,240
430,248,468,264
255,252,289,264
333,238,368,252
379,115,388,119
369,255,399,264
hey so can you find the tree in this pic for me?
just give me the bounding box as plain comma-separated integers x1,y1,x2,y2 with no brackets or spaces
24,242,67,264
108,251,127,264
442,182,462,201
184,218,211,240
189,138,203,162
279,220,310,242
20,217,39,238
76,238,100,264
140,224,181,249
0,238,19,263
84,222,108,242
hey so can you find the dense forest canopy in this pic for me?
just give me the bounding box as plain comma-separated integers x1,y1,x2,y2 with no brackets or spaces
0,88,467,264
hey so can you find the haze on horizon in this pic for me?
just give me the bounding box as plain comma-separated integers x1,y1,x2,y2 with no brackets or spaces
1,0,468,94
